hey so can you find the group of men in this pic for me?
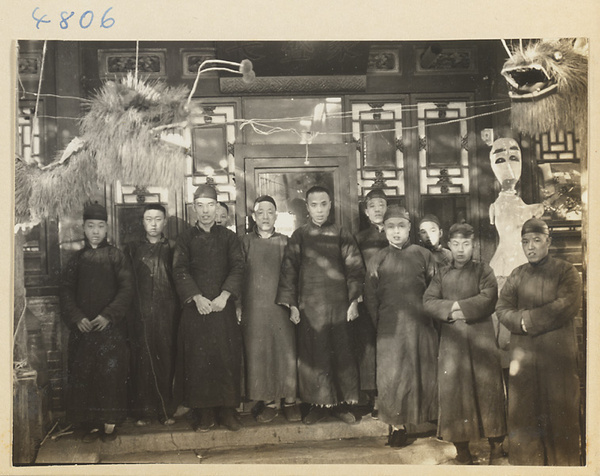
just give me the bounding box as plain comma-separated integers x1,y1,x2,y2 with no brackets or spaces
60,183,582,466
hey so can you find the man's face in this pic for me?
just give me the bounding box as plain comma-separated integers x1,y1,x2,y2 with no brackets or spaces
84,219,107,247
306,191,331,226
215,204,229,226
419,221,442,248
384,217,411,247
365,198,387,225
448,235,474,267
490,138,522,188
521,232,551,264
143,209,166,239
253,201,277,233
194,198,217,227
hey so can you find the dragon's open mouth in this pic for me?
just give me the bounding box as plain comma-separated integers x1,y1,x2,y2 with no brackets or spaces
501,63,558,100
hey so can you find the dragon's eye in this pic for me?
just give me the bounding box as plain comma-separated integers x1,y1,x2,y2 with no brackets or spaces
553,51,563,61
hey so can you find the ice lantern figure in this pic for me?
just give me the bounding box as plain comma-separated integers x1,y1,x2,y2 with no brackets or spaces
489,138,544,348
489,138,544,280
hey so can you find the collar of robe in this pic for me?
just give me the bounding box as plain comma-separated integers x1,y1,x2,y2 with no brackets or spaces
83,237,109,250
145,234,168,244
389,240,411,251
195,222,216,233
308,219,332,229
529,254,550,267
253,225,277,239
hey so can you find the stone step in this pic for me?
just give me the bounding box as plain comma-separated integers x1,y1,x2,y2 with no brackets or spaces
35,412,391,464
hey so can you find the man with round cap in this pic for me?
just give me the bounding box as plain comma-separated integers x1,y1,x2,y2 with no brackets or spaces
353,189,389,414
364,204,438,447
60,201,133,442
496,218,582,466
418,214,452,267
172,184,245,432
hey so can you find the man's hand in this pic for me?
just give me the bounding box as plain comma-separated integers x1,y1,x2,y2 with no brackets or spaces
289,306,300,325
452,309,466,321
193,294,212,315
77,318,93,333
347,300,359,322
91,315,110,331
211,291,230,313
236,306,242,324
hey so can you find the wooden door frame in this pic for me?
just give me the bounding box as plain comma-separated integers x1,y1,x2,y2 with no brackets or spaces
234,143,358,235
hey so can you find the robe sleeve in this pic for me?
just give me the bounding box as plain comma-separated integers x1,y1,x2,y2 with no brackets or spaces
424,249,437,286
520,263,582,337
497,262,582,337
59,252,87,327
220,232,244,300
172,230,202,304
457,263,498,324
364,252,382,326
276,229,302,308
340,228,365,302
99,248,134,323
422,268,454,322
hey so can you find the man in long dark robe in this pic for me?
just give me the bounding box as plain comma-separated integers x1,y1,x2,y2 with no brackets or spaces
496,218,582,466
354,189,388,411
125,203,179,426
239,195,300,423
277,185,364,425
423,223,506,464
60,202,133,442
364,205,438,447
172,184,244,432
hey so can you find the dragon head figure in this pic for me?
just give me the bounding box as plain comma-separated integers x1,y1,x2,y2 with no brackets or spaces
501,38,587,150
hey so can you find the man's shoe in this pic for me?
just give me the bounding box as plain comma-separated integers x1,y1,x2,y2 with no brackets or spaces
387,427,408,447
255,406,278,423
489,443,508,464
193,408,216,432
218,407,242,431
455,451,474,465
303,405,329,425
101,427,118,442
282,403,302,422
81,428,100,443
332,407,357,424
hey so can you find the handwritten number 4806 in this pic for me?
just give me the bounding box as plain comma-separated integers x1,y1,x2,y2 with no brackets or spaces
32,7,115,29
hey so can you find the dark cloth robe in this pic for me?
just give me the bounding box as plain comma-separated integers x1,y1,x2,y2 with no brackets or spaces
276,220,364,406
364,243,438,426
124,236,179,420
430,246,453,268
60,239,133,425
423,259,506,442
240,228,297,402
172,223,244,409
354,223,388,392
496,256,582,466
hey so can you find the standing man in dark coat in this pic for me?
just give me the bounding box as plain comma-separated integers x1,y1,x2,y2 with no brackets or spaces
60,202,133,442
364,205,438,447
354,189,388,412
424,223,506,465
418,214,452,268
496,218,582,466
277,185,364,425
172,184,244,432
125,203,178,426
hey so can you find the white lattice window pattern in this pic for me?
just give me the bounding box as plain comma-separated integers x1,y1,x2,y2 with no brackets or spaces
351,102,405,197
418,101,469,195
18,105,42,164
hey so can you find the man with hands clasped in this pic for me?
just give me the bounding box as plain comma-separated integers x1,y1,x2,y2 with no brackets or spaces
60,202,133,442
172,184,244,432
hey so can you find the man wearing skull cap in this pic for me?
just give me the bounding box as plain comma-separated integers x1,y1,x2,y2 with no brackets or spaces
496,218,582,466
172,184,245,432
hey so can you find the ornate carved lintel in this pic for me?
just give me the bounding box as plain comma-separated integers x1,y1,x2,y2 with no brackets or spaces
133,186,149,204
373,170,387,188
202,106,216,115
435,102,449,119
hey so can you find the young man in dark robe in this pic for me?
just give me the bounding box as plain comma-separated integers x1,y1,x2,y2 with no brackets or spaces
496,218,582,466
277,185,364,425
60,202,133,442
125,203,179,426
364,205,438,447
239,195,300,423
423,223,506,465
418,214,452,268
353,189,388,414
172,184,244,432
